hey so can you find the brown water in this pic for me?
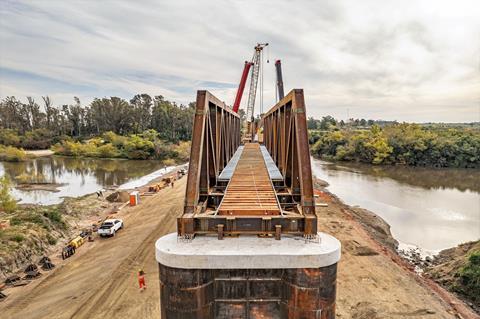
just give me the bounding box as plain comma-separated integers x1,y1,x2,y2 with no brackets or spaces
0,156,167,205
311,159,480,252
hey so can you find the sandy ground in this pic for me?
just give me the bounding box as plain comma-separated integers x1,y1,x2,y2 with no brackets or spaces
1,177,477,319
25,150,54,157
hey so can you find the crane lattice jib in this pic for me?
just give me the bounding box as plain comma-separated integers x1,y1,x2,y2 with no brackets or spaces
245,44,266,123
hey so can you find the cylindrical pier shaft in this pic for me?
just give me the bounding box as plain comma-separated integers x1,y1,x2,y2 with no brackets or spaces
156,233,341,319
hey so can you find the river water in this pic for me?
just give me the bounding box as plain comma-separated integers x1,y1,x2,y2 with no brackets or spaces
2,155,478,252
311,159,480,253
0,156,168,205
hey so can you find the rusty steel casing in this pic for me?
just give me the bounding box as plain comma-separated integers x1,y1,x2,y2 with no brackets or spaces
158,264,337,319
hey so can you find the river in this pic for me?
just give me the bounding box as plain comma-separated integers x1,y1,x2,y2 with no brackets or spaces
3,155,479,253
311,158,480,253
0,156,171,205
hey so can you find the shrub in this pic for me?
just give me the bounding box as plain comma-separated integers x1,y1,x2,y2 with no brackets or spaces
21,128,55,149
163,158,176,166
11,234,25,242
122,135,155,159
456,251,480,303
0,129,21,147
45,210,62,224
9,216,22,226
46,233,57,245
172,141,191,162
0,145,27,162
0,176,17,213
97,144,120,158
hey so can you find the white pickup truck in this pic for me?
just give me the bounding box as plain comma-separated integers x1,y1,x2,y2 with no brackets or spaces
97,219,123,237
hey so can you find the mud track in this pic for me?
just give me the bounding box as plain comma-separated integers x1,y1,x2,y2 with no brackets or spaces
1,177,477,319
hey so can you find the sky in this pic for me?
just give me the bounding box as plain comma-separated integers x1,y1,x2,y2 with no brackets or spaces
0,0,479,122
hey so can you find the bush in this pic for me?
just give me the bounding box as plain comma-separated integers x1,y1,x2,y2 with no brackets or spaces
0,176,17,213
21,128,55,149
172,141,191,162
122,135,155,159
163,158,176,166
9,216,22,226
311,124,480,168
46,233,57,245
0,129,21,147
97,144,120,158
456,251,480,303
45,210,62,224
11,234,25,242
52,130,186,162
0,145,27,162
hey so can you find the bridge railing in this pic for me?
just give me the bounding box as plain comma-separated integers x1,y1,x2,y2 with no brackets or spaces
179,91,240,237
178,89,317,239
262,89,317,234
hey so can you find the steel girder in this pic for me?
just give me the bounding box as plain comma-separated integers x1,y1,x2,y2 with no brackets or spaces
178,89,317,239
262,89,317,235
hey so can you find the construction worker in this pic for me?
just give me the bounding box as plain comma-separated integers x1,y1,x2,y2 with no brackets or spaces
138,269,146,290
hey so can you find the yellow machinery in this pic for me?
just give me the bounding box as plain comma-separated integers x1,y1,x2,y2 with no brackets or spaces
69,236,85,249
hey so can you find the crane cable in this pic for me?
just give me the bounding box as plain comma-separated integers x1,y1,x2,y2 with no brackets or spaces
260,49,263,115
260,45,270,116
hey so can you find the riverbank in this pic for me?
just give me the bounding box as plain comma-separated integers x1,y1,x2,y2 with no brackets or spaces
24,149,54,157
311,158,480,254
314,176,479,318
0,164,185,280
1,175,477,318
425,241,480,312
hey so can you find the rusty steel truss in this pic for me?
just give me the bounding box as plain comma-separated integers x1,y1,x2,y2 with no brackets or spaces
178,89,317,239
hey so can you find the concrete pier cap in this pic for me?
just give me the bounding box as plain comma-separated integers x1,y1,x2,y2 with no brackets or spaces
156,232,341,319
156,232,341,269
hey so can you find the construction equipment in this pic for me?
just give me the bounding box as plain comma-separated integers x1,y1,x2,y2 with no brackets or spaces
245,43,268,141
24,264,38,273
232,61,253,113
69,236,85,249
0,284,6,301
148,184,162,192
62,244,76,260
38,256,55,270
231,43,269,141
4,275,21,286
275,59,285,100
24,270,41,280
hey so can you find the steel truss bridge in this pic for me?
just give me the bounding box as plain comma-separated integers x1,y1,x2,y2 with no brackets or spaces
178,89,317,240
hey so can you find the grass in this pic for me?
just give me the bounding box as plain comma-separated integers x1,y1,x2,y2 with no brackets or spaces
455,251,480,304
10,234,25,242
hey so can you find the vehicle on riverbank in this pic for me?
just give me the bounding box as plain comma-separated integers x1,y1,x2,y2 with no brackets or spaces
97,219,123,237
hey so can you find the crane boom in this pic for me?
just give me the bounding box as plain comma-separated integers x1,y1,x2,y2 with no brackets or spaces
275,59,285,100
245,44,267,123
244,43,268,140
233,61,253,113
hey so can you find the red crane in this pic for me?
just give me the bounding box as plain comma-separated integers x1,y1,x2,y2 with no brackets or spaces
232,61,253,113
232,43,268,118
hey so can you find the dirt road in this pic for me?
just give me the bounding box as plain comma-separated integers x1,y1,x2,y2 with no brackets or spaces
1,177,475,319
1,178,185,319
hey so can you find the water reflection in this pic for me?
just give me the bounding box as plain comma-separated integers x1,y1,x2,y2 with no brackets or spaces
312,159,480,252
0,156,165,205
325,162,479,193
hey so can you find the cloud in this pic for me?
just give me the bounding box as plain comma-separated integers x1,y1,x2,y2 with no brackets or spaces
0,0,479,122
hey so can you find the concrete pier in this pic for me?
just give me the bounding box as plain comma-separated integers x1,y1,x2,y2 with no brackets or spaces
156,233,341,319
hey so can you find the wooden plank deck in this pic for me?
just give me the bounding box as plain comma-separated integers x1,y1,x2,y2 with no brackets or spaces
217,143,281,216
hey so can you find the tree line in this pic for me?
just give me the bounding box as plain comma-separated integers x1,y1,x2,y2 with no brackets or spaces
307,116,399,130
0,94,195,149
310,121,480,168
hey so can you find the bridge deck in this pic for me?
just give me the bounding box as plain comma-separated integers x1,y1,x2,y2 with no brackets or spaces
217,143,281,216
